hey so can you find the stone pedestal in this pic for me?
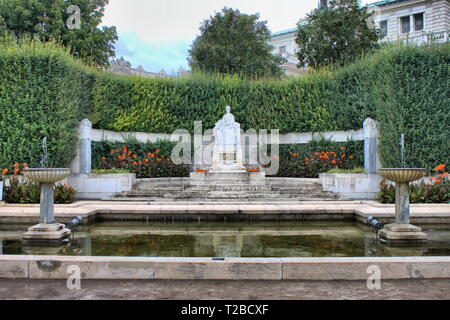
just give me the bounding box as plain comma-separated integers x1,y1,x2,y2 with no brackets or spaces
379,223,427,242
23,223,71,243
378,168,428,244
22,180,71,243
378,181,428,242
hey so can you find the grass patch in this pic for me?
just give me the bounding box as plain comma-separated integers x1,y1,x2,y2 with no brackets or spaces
327,167,365,174
91,168,130,174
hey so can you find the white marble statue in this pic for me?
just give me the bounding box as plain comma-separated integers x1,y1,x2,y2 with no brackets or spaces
211,106,244,171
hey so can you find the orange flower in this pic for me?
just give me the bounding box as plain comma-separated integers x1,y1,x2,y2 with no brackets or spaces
144,159,149,163
315,152,319,156
101,157,106,160
435,179,441,183
444,172,449,177
430,176,435,180
305,157,309,161
149,153,155,158
341,154,346,159
434,164,446,171
133,161,137,165
349,155,353,159
331,160,337,165
155,149,160,154
340,146,345,151
133,154,137,158
196,169,208,173
110,150,115,154
1,168,8,175
13,168,19,174
23,162,28,168
13,162,19,168
115,149,119,153
156,158,161,162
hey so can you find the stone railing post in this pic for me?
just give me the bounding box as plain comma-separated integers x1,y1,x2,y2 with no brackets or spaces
363,118,380,174
77,119,92,174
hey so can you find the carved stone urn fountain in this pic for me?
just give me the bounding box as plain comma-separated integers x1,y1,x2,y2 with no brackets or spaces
377,135,428,242
22,138,71,243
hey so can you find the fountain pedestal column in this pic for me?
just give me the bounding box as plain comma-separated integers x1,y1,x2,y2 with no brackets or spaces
22,169,71,243
378,169,428,243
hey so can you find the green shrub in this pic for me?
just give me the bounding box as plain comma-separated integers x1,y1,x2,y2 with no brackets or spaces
327,167,365,174
377,164,449,203
274,140,363,177
4,177,76,204
91,168,130,174
0,38,95,169
1,38,448,173
94,142,189,178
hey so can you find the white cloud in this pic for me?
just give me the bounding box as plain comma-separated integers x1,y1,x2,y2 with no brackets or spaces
102,0,320,42
102,0,375,72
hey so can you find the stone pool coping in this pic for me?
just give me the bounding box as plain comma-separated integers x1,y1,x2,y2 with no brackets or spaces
0,200,449,224
1,255,449,280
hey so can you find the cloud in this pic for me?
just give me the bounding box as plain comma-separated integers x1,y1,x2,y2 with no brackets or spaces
114,30,191,75
103,0,374,73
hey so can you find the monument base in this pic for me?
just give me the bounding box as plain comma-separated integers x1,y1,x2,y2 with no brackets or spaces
190,170,265,185
23,223,71,243
379,223,428,243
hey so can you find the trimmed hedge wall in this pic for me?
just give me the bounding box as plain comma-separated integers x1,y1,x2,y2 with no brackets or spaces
0,39,448,171
0,39,95,168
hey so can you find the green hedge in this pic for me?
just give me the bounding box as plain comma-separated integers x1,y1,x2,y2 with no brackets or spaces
0,38,95,168
0,38,448,172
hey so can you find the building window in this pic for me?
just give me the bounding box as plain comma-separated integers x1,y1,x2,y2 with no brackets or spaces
279,46,286,54
414,13,424,31
400,16,410,34
380,20,388,38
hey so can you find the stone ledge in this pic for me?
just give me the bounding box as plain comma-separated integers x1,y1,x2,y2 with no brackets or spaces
1,256,450,280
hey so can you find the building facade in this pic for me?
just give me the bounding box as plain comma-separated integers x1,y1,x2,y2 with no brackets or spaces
268,26,308,76
369,0,449,45
269,0,450,76
109,57,189,78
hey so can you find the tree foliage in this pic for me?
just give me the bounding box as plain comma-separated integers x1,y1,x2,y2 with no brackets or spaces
0,0,117,68
188,7,285,79
295,0,380,69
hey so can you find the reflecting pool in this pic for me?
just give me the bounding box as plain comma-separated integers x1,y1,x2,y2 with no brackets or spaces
1,221,449,257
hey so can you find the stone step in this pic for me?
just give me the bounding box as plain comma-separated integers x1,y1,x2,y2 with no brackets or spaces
106,196,343,202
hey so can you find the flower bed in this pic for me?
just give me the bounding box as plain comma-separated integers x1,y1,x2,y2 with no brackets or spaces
97,145,190,178
377,164,449,203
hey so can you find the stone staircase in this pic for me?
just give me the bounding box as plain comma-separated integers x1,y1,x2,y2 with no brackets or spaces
110,178,344,202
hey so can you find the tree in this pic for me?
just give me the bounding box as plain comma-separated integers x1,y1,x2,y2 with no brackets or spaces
0,0,117,68
188,7,285,78
295,0,380,69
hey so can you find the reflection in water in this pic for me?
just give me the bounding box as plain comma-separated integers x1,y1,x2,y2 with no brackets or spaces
1,221,449,257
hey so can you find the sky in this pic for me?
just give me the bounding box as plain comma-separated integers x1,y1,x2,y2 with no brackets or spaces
101,0,372,75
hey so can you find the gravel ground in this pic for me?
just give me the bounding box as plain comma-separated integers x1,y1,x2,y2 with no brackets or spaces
0,278,449,300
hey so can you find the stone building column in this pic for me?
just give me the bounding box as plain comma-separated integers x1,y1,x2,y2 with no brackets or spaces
72,119,92,174
363,118,380,174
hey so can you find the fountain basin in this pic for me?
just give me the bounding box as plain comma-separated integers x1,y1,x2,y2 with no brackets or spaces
21,168,71,243
22,168,70,184
378,168,426,183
